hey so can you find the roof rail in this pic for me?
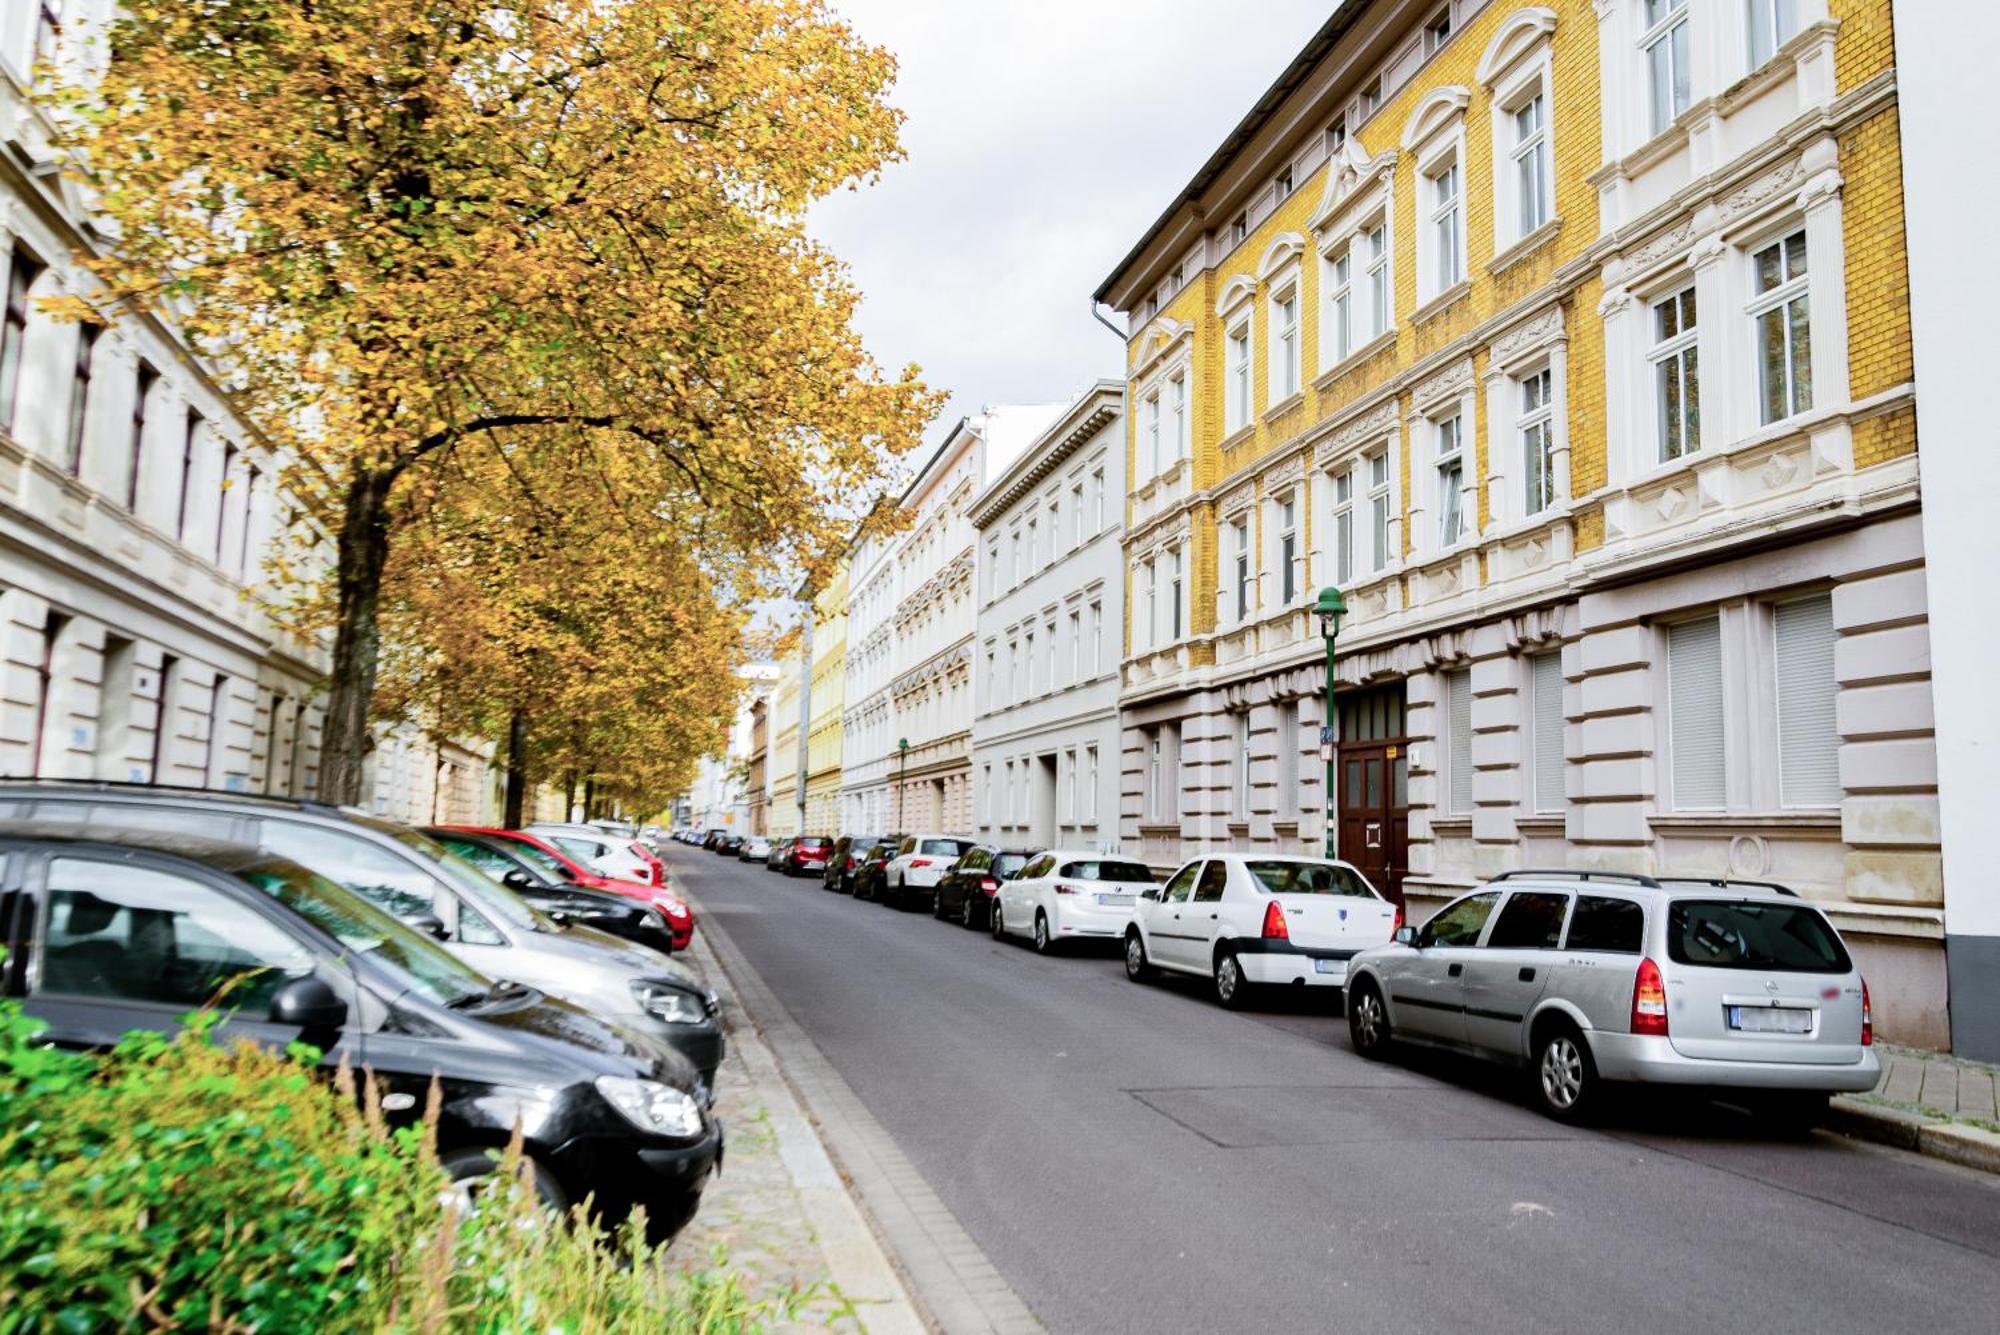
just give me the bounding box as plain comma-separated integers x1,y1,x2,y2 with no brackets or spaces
0,776,345,816
1489,869,1664,887
1654,877,1799,898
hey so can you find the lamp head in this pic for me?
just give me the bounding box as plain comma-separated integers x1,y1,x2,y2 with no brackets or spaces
1314,586,1348,640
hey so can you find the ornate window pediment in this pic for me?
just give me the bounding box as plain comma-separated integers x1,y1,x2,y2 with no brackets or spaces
1215,272,1258,316
1476,7,1559,87
1256,231,1307,281
1311,139,1394,233
1130,315,1192,375
1401,86,1471,152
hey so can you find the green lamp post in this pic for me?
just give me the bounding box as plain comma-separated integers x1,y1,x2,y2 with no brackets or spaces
896,737,909,835
1314,587,1348,860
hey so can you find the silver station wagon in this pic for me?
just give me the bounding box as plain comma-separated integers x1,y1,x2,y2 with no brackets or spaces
1343,871,1880,1123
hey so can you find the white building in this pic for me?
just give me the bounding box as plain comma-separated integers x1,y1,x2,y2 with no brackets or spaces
970,382,1124,850
839,526,898,834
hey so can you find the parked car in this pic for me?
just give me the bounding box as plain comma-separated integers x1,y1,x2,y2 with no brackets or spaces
528,822,663,887
992,852,1158,953
739,835,773,863
933,845,1037,928
783,835,833,877
0,784,724,1086
1124,854,1399,1010
850,838,901,902
423,827,679,955
880,835,976,911
712,832,743,856
0,824,722,1240
1343,871,1881,1124
434,826,693,950
824,836,887,894
763,837,792,871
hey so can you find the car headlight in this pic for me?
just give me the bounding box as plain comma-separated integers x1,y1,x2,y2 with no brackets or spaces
631,978,707,1025
595,1076,705,1137
640,909,668,932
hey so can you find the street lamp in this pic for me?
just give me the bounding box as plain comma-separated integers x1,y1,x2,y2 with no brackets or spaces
896,737,909,835
1314,587,1347,860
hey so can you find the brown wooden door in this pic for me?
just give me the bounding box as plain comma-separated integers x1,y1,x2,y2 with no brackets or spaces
1335,685,1410,906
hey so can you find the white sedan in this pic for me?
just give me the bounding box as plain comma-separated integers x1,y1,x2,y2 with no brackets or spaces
1124,854,1401,1008
992,851,1160,954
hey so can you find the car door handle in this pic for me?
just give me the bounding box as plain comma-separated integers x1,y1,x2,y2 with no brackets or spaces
1447,963,1463,977
1518,967,1537,982
1208,912,1218,920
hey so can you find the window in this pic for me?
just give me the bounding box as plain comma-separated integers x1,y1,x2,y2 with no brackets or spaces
29,610,68,777
1232,518,1252,619
1231,711,1250,814
1045,617,1057,688
1168,373,1187,462
1084,745,1099,820
1565,896,1645,953
1231,212,1248,245
1326,117,1347,154
39,859,315,1010
237,464,260,574
1332,468,1355,585
1512,93,1550,236
34,1,65,66
1443,668,1473,815
1068,609,1081,684
1168,546,1184,641
1276,166,1294,200
1667,616,1725,808
1417,891,1499,948
1143,389,1161,476
1070,482,1084,546
1425,7,1453,52
127,361,157,509
1365,226,1390,338
1360,79,1382,116
1667,900,1849,972
1,249,42,431
148,654,178,782
1273,289,1300,400
215,442,238,564
1774,594,1838,807
1146,730,1165,821
1643,0,1691,135
1278,493,1299,605
1531,652,1565,813
1092,468,1105,532
1193,859,1228,902
1368,449,1391,571
1435,414,1465,547
1329,249,1354,363
1026,518,1039,573
64,324,98,475
1161,862,1199,902
257,821,441,922
1650,287,1700,460
1429,162,1463,292
1226,322,1252,431
1747,0,1799,68
1090,600,1103,675
175,411,201,542
1486,892,1571,950
1751,230,1812,424
1520,368,1555,516
1276,700,1300,816
1141,563,1156,652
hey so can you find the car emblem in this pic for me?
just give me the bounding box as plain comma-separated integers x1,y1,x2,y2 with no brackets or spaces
1764,980,1780,994
1338,908,1347,921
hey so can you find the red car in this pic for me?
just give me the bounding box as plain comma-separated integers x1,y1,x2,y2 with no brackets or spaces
438,825,694,950
785,835,834,877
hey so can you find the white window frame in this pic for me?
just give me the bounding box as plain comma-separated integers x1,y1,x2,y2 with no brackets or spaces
1528,651,1566,814
1364,223,1391,340
1366,446,1393,573
1168,545,1185,642
1330,465,1355,586
1427,158,1464,297
1270,283,1301,404
1225,317,1253,433
1442,667,1474,816
1745,0,1800,72
1649,285,1700,461
1510,89,1550,240
1518,366,1555,518
1272,489,1300,607
1748,228,1812,426
1231,516,1254,622
1141,388,1161,480
1432,411,1468,551
1168,371,1188,464
1326,246,1354,365
1642,0,1692,138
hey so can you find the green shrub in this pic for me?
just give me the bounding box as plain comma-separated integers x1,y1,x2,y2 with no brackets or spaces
0,1002,773,1333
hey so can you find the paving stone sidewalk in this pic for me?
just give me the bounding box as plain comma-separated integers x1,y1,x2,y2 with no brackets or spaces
663,925,927,1334
1868,1043,2000,1123
1829,1042,2000,1175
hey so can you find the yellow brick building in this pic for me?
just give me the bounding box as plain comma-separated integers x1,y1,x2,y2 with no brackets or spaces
805,562,848,836
1097,0,1937,1044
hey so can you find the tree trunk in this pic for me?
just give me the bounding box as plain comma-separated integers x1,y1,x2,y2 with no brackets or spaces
318,470,397,806
583,776,597,822
503,709,528,828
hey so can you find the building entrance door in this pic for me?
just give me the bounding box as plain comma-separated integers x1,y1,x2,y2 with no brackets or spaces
1336,684,1409,906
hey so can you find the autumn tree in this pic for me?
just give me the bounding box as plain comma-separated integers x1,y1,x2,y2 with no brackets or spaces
57,0,936,802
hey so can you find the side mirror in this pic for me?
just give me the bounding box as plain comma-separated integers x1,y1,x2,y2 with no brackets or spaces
1141,888,1160,902
407,910,449,941
502,868,537,891
269,974,348,1030
1394,925,1417,946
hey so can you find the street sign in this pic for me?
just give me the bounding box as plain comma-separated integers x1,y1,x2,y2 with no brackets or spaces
1318,725,1335,744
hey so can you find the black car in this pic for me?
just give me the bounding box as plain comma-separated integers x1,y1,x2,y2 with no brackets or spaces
850,837,902,902
712,832,743,856
0,825,722,1241
763,836,792,872
824,836,888,894
932,846,1039,928
422,827,678,956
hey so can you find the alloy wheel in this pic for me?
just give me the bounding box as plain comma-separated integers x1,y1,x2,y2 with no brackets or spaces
1351,988,1384,1052
1033,913,1050,953
1215,955,1241,1006
1125,934,1147,980
1540,1035,1585,1111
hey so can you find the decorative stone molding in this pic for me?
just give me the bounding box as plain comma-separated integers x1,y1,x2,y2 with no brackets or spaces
1476,7,1559,86
1794,168,1844,212
1412,356,1475,411
1215,273,1257,316
1718,157,1803,224
1686,233,1727,269
1256,232,1307,280
1314,397,1400,467
1130,317,1191,374
1596,286,1635,319
1489,305,1565,366
1311,142,1395,234
1400,85,1471,152
1219,481,1257,520
1625,219,1694,273
1263,453,1306,492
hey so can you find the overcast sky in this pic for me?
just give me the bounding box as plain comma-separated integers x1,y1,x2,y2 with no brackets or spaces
810,0,1339,441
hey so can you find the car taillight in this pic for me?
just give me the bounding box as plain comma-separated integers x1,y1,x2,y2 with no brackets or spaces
1860,976,1873,1046
1391,903,1405,935
1261,900,1289,940
910,858,931,868
1631,957,1669,1036
980,878,999,892
846,856,856,870
1056,883,1079,896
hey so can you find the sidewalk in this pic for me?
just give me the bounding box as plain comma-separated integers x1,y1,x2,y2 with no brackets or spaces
1829,1042,2000,1174
664,922,928,1334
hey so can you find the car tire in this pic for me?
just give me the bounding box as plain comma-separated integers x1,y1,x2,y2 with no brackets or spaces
989,899,1007,941
883,878,901,910
1213,951,1250,1010
440,1146,567,1217
960,894,979,929
1033,911,1054,955
1346,978,1392,1059
931,890,949,920
1532,1023,1603,1124
1124,930,1155,982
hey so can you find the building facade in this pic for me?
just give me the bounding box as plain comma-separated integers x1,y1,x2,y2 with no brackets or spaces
766,644,803,839
745,695,770,836
804,564,846,835
839,527,898,836
1097,0,1943,1044
889,405,1062,837
970,383,1126,849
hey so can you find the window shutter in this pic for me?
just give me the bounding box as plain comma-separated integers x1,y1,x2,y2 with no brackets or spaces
1446,669,1473,815
1668,617,1725,808
1533,653,1565,813
1775,594,1840,806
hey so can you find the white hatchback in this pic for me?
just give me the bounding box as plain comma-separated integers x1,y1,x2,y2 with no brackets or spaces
991,851,1159,953
527,822,658,886
1125,855,1401,1008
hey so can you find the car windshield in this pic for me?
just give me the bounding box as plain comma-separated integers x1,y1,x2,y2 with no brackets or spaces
1244,861,1376,898
993,853,1032,878
1063,860,1155,883
1667,900,1851,973
366,818,555,932
919,839,968,857
236,857,489,1008
506,840,574,881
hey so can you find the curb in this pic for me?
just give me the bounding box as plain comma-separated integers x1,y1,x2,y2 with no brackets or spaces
1827,1096,2000,1175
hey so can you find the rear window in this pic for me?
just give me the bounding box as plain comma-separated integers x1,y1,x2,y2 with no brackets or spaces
795,837,832,850
1244,861,1376,898
918,839,968,857
1667,900,1851,973
1059,860,1155,884
1564,896,1644,953
993,853,1031,879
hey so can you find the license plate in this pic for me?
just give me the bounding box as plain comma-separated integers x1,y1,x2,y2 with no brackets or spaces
1727,1006,1813,1034
1314,959,1346,976
1097,893,1134,907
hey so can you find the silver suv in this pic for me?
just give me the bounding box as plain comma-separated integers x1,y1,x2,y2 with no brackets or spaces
1343,871,1879,1123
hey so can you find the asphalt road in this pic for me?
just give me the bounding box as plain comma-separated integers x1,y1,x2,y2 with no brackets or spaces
670,848,2000,1335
